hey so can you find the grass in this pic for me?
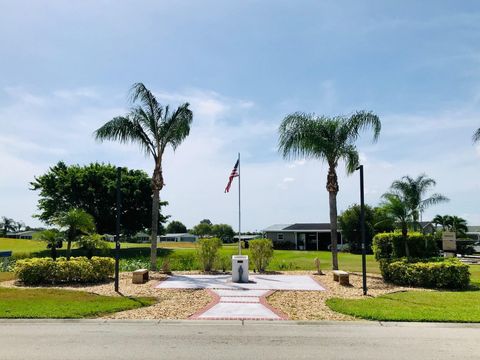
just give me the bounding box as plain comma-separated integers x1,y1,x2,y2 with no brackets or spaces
326,290,480,322
0,287,155,318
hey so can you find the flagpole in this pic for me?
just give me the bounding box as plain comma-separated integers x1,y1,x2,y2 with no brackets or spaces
238,152,241,255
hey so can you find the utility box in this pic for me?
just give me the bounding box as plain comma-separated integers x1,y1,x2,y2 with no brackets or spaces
232,255,249,283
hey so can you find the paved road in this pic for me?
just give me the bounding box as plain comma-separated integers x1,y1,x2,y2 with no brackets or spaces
0,320,479,360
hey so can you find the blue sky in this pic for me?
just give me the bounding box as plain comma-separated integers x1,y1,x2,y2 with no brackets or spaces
1,0,480,230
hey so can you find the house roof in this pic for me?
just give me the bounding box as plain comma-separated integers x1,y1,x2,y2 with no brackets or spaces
161,233,197,237
264,223,333,232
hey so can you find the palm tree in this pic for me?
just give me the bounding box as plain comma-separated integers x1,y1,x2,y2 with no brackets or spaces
94,83,193,270
1,217,16,236
447,216,468,237
388,174,449,228
37,229,63,260
433,214,450,231
53,208,95,260
278,111,381,269
473,128,480,143
380,193,414,258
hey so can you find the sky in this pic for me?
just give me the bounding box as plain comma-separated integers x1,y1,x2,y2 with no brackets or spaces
1,0,480,231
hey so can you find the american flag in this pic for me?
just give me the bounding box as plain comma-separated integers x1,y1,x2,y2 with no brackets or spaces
224,159,239,193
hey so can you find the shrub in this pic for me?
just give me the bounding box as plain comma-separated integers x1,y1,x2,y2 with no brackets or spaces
197,238,222,272
249,239,274,272
373,232,438,261
15,256,114,285
272,240,296,250
215,253,231,273
380,258,470,289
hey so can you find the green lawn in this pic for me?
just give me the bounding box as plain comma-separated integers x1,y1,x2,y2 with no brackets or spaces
0,287,155,318
327,290,480,322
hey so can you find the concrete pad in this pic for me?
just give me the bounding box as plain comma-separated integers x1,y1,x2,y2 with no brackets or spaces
156,275,325,291
197,303,280,320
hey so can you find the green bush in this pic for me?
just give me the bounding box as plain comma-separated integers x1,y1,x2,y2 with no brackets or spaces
215,253,231,273
379,258,470,289
15,257,114,285
197,238,222,272
373,232,438,261
249,239,274,272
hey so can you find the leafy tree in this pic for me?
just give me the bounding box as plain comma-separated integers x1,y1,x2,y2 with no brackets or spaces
379,193,414,257
53,208,96,260
446,216,468,237
166,220,187,234
211,224,235,242
386,174,449,229
94,83,193,271
31,162,156,236
339,204,375,253
0,217,16,236
278,111,381,269
37,229,63,260
77,233,110,259
200,219,212,225
191,222,212,238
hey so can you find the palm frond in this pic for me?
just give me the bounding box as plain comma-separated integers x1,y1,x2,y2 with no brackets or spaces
161,103,193,151
345,111,381,142
419,193,449,211
473,128,480,143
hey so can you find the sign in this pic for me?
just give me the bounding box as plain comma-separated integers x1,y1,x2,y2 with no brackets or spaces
442,231,456,252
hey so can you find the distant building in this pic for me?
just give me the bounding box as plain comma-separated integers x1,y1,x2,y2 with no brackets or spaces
263,223,342,251
159,233,198,243
233,235,262,241
5,230,38,239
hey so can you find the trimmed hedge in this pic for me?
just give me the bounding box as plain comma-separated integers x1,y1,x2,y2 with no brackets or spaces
15,257,114,285
373,232,438,261
379,258,470,289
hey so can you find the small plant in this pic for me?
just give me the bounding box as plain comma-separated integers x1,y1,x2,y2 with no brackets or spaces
77,233,110,259
160,258,171,274
215,253,231,273
197,238,222,272
249,239,274,273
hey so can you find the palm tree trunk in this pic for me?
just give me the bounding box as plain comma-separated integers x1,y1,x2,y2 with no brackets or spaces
66,239,72,260
150,189,160,271
150,163,164,271
402,225,410,258
326,165,339,270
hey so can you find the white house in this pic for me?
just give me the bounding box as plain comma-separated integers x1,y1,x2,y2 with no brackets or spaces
159,233,198,243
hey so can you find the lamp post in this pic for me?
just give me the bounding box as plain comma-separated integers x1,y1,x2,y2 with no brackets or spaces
356,165,367,296
114,167,122,292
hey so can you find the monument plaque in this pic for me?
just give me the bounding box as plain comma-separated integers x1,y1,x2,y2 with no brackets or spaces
442,231,456,252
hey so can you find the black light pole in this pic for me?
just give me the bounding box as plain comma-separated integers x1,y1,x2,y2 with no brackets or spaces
114,167,122,292
356,165,367,296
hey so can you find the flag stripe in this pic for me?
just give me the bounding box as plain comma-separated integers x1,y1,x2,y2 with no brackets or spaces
224,159,239,193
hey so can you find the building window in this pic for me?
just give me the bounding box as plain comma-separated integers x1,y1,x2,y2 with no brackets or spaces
277,234,284,241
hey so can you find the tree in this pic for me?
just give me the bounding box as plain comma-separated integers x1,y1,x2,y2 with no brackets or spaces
166,220,187,234
211,224,235,242
379,193,414,257
0,217,16,236
338,204,375,253
433,214,451,231
387,174,449,228
278,111,381,269
473,128,480,143
446,216,468,237
31,162,154,236
37,229,63,260
200,219,212,225
94,83,193,271
53,208,96,260
191,222,212,238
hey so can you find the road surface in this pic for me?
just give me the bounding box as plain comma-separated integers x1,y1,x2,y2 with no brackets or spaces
0,320,478,359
